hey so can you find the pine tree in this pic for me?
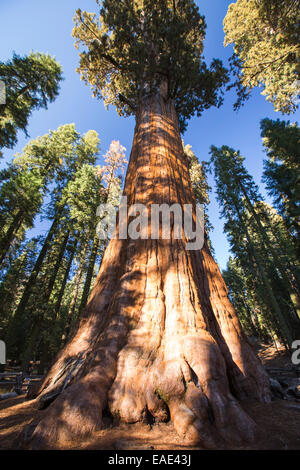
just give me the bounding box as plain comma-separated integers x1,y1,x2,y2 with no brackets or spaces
210,145,300,346
224,0,300,113
0,52,63,156
261,118,300,247
4,128,100,362
0,124,91,265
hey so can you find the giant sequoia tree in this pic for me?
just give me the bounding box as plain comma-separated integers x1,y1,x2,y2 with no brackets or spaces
28,0,270,449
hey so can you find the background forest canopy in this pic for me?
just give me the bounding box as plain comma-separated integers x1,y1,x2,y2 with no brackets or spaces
0,0,299,371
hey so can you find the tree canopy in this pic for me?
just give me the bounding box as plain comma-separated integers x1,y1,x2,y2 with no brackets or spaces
224,0,300,113
0,52,63,156
261,118,300,245
72,0,229,131
210,144,300,347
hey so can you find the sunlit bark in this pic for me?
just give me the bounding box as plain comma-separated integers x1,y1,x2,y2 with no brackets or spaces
28,91,270,449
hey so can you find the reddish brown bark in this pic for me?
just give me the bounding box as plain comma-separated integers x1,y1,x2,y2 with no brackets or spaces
27,91,270,449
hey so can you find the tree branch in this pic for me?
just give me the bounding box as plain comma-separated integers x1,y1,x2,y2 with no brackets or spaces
98,50,122,70
78,16,123,71
118,93,136,111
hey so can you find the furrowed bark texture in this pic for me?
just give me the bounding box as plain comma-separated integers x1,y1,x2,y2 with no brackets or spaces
28,92,271,449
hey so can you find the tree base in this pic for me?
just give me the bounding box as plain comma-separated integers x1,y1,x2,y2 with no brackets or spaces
26,330,265,449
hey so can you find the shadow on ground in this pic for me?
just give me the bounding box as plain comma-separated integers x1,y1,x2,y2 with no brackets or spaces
1,343,300,450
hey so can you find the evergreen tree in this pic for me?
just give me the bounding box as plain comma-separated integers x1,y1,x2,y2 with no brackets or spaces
261,118,300,245
210,145,300,346
184,143,212,233
0,125,98,266
0,52,63,156
4,128,100,362
224,0,300,113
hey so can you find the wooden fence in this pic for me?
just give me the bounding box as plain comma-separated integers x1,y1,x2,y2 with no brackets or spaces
0,371,43,399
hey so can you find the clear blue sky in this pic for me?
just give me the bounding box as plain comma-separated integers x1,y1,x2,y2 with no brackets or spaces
0,0,299,269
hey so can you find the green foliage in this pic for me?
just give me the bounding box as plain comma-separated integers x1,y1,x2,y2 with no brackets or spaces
223,256,269,339
65,164,103,231
210,144,300,346
0,166,44,230
0,52,63,155
0,124,100,266
224,0,300,113
184,143,213,235
261,118,300,241
184,143,210,206
72,0,229,132
1,131,127,368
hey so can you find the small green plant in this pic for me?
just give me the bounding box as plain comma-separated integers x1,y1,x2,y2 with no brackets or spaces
155,388,170,405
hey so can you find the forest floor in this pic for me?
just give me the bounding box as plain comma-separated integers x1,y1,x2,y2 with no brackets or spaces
1,340,300,450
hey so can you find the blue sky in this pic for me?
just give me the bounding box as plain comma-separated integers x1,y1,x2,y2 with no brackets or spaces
0,0,299,269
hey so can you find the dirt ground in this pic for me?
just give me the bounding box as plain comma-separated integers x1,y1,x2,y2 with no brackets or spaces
1,341,300,450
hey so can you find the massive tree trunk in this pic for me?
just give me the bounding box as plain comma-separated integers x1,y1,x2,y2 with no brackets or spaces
28,91,270,449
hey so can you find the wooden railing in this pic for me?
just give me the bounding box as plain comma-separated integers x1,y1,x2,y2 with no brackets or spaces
0,371,43,399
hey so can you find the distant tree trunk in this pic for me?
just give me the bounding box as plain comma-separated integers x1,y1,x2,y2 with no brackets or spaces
61,238,92,345
44,230,71,302
21,230,70,370
239,181,300,319
53,239,78,320
29,90,270,449
61,250,86,344
250,305,270,342
0,209,23,264
77,236,100,317
242,302,260,337
6,214,60,357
